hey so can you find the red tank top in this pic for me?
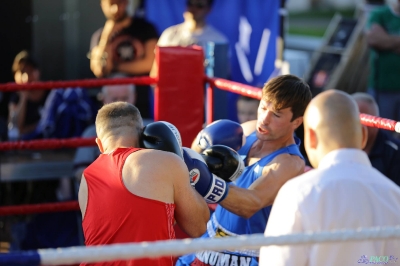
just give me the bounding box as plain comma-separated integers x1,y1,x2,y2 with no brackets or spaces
82,147,176,266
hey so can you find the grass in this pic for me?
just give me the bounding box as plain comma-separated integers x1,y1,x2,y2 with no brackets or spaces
287,8,357,37
287,27,327,37
289,8,356,19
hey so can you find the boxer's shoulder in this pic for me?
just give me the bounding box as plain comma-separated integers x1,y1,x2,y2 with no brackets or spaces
128,148,180,160
125,148,185,172
262,152,305,177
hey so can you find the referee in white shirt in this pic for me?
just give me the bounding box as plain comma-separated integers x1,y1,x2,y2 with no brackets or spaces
260,89,400,266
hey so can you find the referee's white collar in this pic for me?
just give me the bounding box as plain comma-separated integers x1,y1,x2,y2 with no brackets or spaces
318,148,371,169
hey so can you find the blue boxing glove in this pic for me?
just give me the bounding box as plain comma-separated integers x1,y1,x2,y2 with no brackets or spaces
183,147,229,204
140,121,183,159
193,119,245,152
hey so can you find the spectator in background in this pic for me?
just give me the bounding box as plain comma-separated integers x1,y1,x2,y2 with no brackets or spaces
8,50,48,140
89,0,158,119
236,95,259,124
366,0,400,130
13,85,95,250
13,86,96,251
352,92,400,186
3,51,84,252
34,87,96,140
157,0,228,48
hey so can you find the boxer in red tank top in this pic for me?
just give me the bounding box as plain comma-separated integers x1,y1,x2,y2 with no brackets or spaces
78,102,209,266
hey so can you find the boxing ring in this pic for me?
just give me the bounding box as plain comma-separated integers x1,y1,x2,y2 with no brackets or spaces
0,46,399,265
1,226,399,265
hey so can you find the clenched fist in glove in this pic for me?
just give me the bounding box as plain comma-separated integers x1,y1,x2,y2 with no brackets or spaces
183,147,229,204
201,145,244,182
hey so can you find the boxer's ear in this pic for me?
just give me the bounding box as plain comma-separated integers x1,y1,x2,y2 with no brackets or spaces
96,138,105,153
308,127,318,149
361,125,368,150
292,116,303,130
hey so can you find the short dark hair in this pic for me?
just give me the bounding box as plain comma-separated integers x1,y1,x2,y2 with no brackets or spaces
96,101,143,139
12,50,38,74
186,0,214,8
262,75,312,121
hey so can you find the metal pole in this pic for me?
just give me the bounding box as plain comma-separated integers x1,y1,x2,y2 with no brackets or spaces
278,0,287,62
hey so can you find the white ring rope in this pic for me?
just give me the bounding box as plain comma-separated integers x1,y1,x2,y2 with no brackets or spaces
38,225,400,265
395,122,400,133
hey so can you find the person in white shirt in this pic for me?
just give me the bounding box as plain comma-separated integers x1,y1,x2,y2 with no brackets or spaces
157,0,228,48
150,0,228,91
259,89,400,266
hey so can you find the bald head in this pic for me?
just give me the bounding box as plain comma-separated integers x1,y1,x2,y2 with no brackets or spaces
304,90,364,167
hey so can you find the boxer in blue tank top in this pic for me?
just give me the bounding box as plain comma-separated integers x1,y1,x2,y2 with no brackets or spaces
177,75,312,266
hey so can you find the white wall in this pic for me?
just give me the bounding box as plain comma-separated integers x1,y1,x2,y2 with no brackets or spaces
286,0,312,12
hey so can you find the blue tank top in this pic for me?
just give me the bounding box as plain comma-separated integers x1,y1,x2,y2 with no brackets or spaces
207,132,304,256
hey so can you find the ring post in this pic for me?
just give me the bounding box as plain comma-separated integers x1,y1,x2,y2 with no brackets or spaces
154,46,205,147
205,42,215,125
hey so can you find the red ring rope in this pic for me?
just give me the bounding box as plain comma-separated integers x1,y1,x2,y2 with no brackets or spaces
206,77,262,100
2,112,398,152
0,137,96,151
0,201,79,216
359,114,400,133
0,76,156,92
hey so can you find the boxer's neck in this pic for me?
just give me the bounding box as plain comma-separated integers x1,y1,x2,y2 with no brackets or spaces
102,136,139,154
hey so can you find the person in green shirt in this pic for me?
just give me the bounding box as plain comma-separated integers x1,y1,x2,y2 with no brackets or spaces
366,0,400,124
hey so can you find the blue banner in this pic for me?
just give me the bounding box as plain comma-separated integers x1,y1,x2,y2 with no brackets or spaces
145,0,279,86
145,0,280,120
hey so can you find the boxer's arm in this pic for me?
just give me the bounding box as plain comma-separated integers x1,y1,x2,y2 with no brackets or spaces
366,24,400,52
115,39,158,75
90,18,133,77
122,150,208,236
90,44,113,78
171,155,210,237
78,174,88,218
219,154,305,218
